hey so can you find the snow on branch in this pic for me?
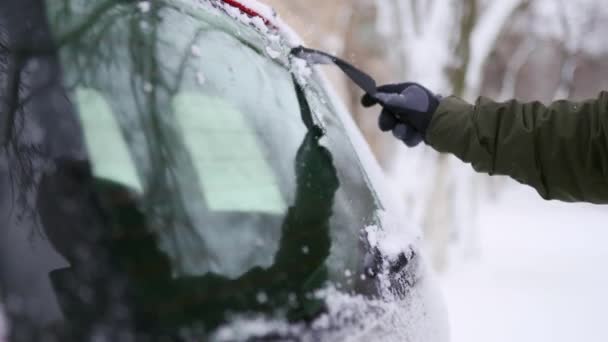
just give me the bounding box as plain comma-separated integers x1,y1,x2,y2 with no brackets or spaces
466,0,524,98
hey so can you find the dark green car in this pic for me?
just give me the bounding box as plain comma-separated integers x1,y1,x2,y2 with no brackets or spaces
0,0,447,340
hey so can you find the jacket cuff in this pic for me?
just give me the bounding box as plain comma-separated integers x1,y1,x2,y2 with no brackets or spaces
425,96,475,155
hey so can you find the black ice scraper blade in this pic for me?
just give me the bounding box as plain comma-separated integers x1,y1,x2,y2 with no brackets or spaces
291,46,379,97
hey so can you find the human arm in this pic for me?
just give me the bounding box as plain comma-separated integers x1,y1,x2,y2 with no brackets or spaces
363,83,608,203
427,93,608,203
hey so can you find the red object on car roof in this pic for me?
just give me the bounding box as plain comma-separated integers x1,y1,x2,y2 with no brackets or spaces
220,0,274,26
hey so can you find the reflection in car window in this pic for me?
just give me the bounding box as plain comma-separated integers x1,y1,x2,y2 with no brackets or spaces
173,93,286,214
0,0,382,339
75,88,143,192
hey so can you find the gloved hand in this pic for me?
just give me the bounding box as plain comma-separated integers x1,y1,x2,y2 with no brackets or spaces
361,82,440,147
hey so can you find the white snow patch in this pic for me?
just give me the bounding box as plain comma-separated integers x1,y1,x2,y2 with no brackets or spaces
190,44,202,57
264,46,280,59
366,209,418,262
466,0,523,97
196,71,206,85
250,16,270,34
213,316,300,342
137,0,151,13
184,0,303,48
222,3,243,21
290,57,312,85
217,1,270,35
256,292,268,304
212,282,448,342
267,33,281,43
224,0,276,21
143,82,153,93
209,0,303,45
528,0,608,57
442,184,608,342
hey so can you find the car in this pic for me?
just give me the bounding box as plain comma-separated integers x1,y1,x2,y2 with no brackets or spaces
0,0,448,341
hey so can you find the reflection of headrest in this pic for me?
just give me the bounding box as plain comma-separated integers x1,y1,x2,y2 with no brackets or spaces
36,158,97,262
92,176,146,237
93,177,141,212
173,93,286,214
74,88,143,193
37,157,141,263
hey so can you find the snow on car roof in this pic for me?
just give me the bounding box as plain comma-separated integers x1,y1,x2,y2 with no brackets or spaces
219,0,275,25
212,0,303,45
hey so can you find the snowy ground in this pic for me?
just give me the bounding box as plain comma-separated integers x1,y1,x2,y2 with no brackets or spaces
441,183,608,342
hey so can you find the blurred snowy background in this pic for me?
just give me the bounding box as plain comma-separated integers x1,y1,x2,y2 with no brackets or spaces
265,0,608,341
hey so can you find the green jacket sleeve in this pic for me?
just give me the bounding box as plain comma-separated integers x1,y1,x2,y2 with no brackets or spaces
426,92,608,203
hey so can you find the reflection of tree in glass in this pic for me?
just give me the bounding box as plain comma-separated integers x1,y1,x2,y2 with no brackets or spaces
1,0,69,226
48,0,221,266
41,125,339,338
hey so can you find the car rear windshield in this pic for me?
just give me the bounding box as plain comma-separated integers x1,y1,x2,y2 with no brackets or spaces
2,0,381,338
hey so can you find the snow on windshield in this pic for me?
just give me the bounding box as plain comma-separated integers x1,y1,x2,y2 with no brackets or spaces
173,1,440,339
287,52,421,259
218,2,271,34
366,210,418,262
196,3,440,337
194,0,303,46
227,35,440,342
212,281,447,342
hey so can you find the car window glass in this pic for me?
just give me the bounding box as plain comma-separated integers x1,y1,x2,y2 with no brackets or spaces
299,77,382,280
0,0,386,338
144,14,311,278
173,93,287,214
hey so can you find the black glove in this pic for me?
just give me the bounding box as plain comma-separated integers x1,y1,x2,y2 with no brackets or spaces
361,83,440,147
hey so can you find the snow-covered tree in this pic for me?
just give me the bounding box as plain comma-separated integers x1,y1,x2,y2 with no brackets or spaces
367,0,529,271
